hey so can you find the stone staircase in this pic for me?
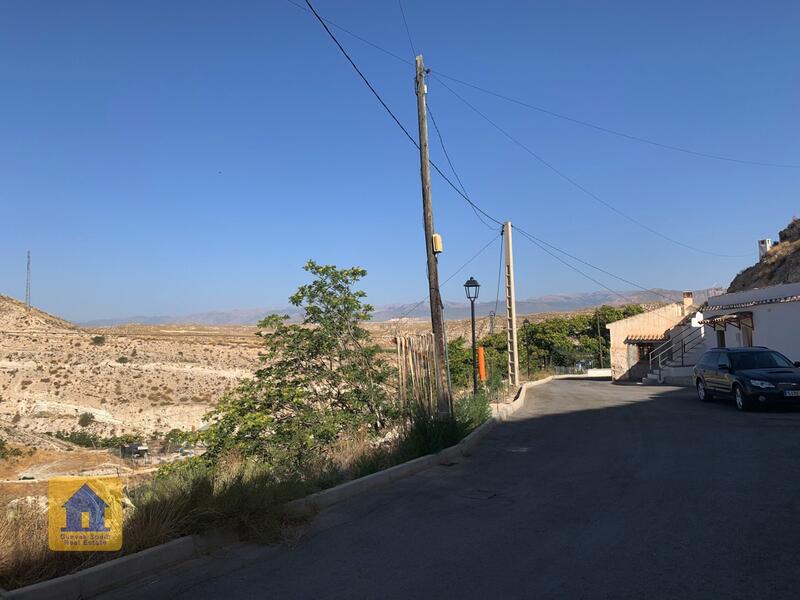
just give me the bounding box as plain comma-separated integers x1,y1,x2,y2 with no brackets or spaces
643,321,707,386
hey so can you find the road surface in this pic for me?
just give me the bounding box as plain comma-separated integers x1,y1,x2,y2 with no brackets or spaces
104,379,800,599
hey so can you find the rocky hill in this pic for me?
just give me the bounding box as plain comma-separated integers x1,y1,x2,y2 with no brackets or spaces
0,295,262,437
728,219,800,292
0,295,76,332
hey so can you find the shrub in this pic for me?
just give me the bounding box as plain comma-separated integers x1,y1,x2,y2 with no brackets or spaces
0,439,23,460
0,456,311,590
90,335,106,346
77,412,95,428
116,356,128,364
51,430,138,448
397,393,490,459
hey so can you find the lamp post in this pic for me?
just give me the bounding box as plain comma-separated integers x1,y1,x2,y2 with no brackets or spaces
464,277,480,395
522,318,531,377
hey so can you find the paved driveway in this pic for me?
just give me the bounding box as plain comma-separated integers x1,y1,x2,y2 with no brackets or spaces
104,379,800,599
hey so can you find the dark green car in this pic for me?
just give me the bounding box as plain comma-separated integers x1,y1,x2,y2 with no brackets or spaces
693,347,800,411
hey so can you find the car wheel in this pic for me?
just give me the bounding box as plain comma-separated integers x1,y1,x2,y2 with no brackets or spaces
697,380,712,402
734,385,752,412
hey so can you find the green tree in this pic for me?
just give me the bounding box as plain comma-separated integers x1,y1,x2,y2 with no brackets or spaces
478,332,508,384
447,336,473,390
200,261,394,478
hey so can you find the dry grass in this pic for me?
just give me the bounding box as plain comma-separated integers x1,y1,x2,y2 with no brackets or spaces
0,457,311,591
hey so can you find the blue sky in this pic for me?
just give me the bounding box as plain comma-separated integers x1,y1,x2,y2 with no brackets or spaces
1,0,797,322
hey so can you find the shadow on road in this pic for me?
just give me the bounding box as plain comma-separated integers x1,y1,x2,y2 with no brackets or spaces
103,378,800,600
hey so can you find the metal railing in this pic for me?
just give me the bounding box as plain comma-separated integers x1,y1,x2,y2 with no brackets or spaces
649,326,704,375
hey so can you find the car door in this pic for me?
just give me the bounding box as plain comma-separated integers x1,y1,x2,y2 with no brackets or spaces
699,350,719,389
715,351,734,394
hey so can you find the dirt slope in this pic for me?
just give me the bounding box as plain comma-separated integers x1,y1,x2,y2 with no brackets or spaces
0,295,262,437
728,219,800,292
0,295,76,332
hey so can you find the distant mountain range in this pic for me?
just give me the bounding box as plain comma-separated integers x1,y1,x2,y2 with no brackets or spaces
79,288,723,327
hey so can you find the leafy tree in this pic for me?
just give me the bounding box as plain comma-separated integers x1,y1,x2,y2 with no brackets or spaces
495,304,646,371
478,332,508,383
447,337,473,390
200,261,394,479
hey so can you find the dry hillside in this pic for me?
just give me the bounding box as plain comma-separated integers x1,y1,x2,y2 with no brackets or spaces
0,297,262,438
728,219,800,292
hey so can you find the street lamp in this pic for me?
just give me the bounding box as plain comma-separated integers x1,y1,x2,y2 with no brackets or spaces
464,277,480,395
522,318,531,377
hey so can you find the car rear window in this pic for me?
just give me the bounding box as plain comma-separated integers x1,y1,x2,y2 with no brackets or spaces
700,351,718,367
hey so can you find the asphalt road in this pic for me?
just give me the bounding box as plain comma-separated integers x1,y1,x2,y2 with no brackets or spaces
104,379,800,599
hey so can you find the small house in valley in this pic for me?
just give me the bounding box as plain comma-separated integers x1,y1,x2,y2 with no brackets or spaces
606,292,700,382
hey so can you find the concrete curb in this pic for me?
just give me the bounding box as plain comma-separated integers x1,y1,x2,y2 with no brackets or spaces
287,377,555,515
3,377,562,599
0,528,239,600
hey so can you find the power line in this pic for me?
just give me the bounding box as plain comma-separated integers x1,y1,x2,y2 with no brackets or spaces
299,0,745,260
429,87,672,314
397,0,417,58
285,0,413,67
285,0,800,170
514,226,676,304
432,74,749,258
431,70,800,170
427,100,496,230
301,0,502,230
301,0,729,312
301,0,418,147
515,229,624,301
398,232,501,320
428,92,658,316
513,228,700,328
25,251,31,310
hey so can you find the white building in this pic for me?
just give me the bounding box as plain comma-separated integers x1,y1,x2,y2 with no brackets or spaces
700,281,800,361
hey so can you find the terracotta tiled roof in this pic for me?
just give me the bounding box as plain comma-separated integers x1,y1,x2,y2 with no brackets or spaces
624,333,668,343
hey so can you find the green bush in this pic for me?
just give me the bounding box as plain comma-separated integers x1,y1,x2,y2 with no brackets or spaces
77,412,95,428
395,392,491,461
51,430,139,448
90,335,106,346
454,391,492,432
0,439,22,460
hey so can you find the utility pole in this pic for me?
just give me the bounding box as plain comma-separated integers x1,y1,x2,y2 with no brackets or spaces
503,221,520,386
415,54,451,417
596,310,605,368
25,250,31,310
